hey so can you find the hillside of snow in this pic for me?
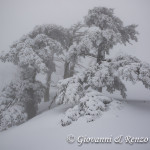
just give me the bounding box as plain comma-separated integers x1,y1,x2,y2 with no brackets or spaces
0,100,150,150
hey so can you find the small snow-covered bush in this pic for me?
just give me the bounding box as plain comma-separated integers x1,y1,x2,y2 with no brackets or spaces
0,104,27,131
61,105,79,126
60,91,113,126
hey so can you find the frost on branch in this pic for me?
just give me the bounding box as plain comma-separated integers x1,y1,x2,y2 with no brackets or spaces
110,53,150,89
56,75,84,105
56,61,127,106
65,26,122,62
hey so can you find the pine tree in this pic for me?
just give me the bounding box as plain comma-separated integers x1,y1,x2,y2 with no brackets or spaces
84,7,138,64
69,7,139,92
63,22,86,79
57,53,150,126
0,67,45,131
1,24,66,102
56,53,150,105
25,24,67,101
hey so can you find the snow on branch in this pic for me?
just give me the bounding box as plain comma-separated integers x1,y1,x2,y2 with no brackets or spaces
57,53,150,126
56,53,150,106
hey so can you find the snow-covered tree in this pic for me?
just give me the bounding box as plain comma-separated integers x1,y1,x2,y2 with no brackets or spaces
0,65,45,131
29,24,72,101
0,7,147,129
63,7,138,92
56,53,150,126
1,24,67,102
57,54,150,105
0,24,68,130
84,7,138,64
0,67,45,118
63,22,86,78
63,7,138,82
0,79,44,131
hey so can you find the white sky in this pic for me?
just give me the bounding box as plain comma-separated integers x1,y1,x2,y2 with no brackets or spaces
0,0,150,100
0,0,150,63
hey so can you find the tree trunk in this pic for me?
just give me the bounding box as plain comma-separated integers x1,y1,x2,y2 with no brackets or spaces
64,61,70,79
44,73,52,102
69,62,75,77
44,56,55,102
26,95,37,119
97,87,102,92
97,43,105,92
26,70,37,119
97,43,105,64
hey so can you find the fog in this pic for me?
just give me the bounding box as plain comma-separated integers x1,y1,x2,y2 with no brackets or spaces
0,0,150,100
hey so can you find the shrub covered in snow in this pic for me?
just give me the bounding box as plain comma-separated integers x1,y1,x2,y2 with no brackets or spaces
60,90,113,126
0,104,27,131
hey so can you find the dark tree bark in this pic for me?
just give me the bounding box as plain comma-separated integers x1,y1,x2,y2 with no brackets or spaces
44,56,55,102
26,70,37,119
44,73,52,102
63,61,70,79
69,62,75,77
26,95,37,119
97,42,105,64
97,42,106,92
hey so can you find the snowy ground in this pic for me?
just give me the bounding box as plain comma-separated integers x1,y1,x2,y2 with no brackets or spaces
0,100,150,150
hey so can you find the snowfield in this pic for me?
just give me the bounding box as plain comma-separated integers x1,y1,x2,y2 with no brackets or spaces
0,100,150,150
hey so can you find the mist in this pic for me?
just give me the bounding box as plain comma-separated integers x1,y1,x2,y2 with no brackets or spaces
0,0,150,100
